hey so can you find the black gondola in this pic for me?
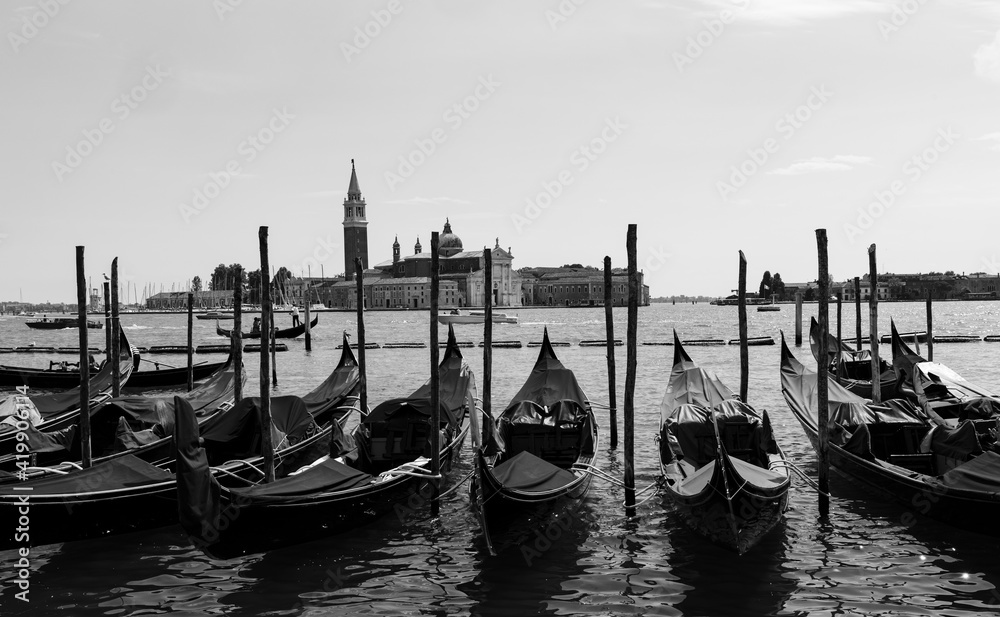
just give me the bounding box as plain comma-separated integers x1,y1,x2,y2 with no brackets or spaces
0,334,362,549
25,317,103,330
780,333,1000,536
0,356,227,391
216,316,318,340
658,331,789,554
175,326,475,558
470,328,598,551
809,316,896,401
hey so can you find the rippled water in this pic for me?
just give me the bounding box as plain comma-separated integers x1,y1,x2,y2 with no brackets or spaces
2,302,1000,616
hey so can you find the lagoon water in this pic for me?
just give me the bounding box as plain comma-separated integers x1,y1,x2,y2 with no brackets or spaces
2,301,1000,616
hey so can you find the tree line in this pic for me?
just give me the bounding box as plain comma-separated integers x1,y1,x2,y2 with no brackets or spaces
191,263,296,305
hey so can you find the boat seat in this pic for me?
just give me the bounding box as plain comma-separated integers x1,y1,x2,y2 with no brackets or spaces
887,453,935,475
503,423,582,469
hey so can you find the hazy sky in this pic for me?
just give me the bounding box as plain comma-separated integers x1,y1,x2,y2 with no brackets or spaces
2,0,999,303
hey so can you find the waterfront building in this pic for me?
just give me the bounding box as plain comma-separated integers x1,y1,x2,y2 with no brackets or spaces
342,159,369,282
519,266,649,306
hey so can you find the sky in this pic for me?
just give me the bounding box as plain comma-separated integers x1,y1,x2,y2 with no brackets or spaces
2,0,1000,303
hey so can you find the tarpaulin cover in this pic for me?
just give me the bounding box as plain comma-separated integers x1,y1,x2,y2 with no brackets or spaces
411,326,477,415
490,450,577,492
780,337,925,428
2,454,172,496
502,331,588,415
840,422,874,460
199,396,320,465
660,333,734,427
26,325,137,417
0,395,41,428
234,457,372,499
929,421,983,460
363,397,456,428
174,395,221,544
940,451,1000,493
300,339,361,423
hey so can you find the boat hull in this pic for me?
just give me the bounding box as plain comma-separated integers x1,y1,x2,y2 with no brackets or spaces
217,316,317,339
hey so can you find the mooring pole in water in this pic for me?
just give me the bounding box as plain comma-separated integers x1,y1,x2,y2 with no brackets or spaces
483,247,493,446
259,226,275,483
76,246,92,469
603,256,618,449
186,292,194,392
604,255,618,448
355,258,367,416
926,289,934,362
836,290,843,371
868,245,881,404
816,229,830,516
430,231,441,517
270,321,277,388
233,277,243,403
794,290,803,346
304,286,312,352
854,276,862,348
624,225,638,517
103,282,111,365
738,251,749,404
111,258,121,398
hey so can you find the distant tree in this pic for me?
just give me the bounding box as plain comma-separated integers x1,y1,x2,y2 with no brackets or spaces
273,266,294,303
758,270,772,298
191,276,202,292
247,269,262,305
210,263,228,290
562,263,584,269
771,273,785,300
804,287,815,301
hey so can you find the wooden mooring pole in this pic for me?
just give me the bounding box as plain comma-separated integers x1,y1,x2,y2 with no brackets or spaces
111,258,121,397
738,251,749,403
187,292,194,391
259,226,275,483
103,282,111,365
816,229,830,516
854,276,862,348
868,244,881,404
76,247,92,469
794,290,803,346
430,232,441,517
355,258,367,416
603,256,618,448
233,278,243,403
624,225,638,516
926,289,934,362
483,248,493,446
304,285,312,352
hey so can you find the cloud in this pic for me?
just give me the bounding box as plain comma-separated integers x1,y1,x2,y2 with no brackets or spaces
975,31,1000,82
383,196,472,207
769,155,872,175
976,132,1000,151
690,0,886,24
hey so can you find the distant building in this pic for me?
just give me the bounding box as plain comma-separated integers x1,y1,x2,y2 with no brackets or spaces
342,160,369,281
146,290,234,309
519,266,649,307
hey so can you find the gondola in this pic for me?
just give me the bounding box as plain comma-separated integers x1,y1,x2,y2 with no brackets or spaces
216,315,318,339
25,317,103,330
0,326,137,459
470,328,597,551
809,316,896,401
175,326,475,558
780,333,1000,536
658,331,789,554
0,355,242,475
0,356,227,391
0,334,362,548
889,320,1000,425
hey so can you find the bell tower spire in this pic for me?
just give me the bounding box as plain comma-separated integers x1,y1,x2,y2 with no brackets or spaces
343,159,369,281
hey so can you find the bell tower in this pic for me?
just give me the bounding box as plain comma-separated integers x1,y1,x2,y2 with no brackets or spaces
343,159,369,281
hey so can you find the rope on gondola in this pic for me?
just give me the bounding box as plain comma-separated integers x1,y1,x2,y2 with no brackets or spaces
769,459,831,497
570,462,661,507
434,469,475,501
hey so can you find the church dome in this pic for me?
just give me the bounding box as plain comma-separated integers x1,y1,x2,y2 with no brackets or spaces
439,218,463,256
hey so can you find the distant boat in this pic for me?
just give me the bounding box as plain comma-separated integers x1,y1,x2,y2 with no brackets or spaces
757,305,780,312
195,311,234,321
26,317,103,330
438,310,517,325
